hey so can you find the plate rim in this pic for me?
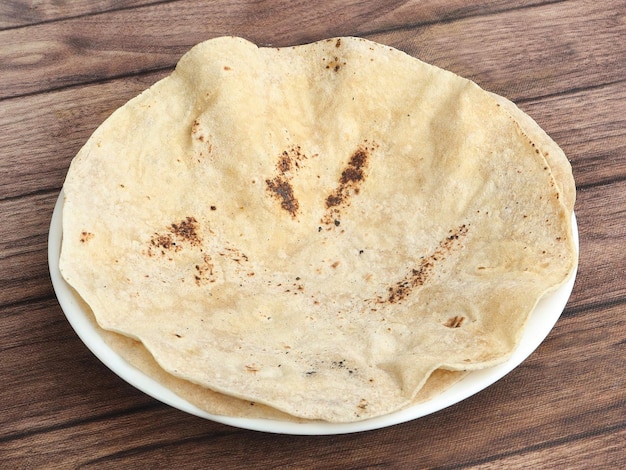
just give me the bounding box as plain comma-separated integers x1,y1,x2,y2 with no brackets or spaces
48,190,578,435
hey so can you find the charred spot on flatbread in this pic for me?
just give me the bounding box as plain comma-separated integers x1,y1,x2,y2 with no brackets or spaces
265,146,310,218
322,142,375,228
375,224,469,305
146,217,201,257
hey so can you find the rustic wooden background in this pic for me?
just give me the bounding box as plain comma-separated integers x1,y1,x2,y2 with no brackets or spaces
1,0,625,467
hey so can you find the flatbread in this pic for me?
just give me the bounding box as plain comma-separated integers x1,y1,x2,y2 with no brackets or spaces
59,36,576,422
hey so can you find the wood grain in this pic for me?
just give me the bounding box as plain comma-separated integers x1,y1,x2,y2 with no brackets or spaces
0,0,548,32
519,81,626,189
0,299,157,440
376,0,626,101
2,0,624,100
0,71,168,200
0,192,56,306
0,1,160,29
570,181,626,309
472,427,626,469
1,0,625,467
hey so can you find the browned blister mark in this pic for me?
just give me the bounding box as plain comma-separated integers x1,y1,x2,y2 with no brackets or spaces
375,224,469,304
322,143,375,228
170,217,202,246
194,254,216,286
266,176,299,217
191,119,200,135
278,152,293,172
146,216,202,257
245,364,260,373
265,146,309,218
325,55,347,72
221,246,250,264
444,316,465,328
151,233,176,252
80,231,94,243
191,119,213,159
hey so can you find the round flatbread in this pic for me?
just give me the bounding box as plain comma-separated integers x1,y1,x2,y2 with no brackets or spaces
60,36,576,422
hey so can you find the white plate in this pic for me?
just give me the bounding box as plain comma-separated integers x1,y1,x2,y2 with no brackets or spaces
48,191,578,435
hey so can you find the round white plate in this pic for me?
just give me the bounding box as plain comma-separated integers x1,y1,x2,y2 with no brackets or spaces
48,191,578,435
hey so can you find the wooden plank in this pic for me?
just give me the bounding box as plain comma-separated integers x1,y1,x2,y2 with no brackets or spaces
518,82,626,189
372,0,626,102
470,427,626,468
0,0,160,30
0,193,54,302
567,180,626,310
1,0,624,100
0,405,228,469
0,298,157,440
0,192,57,306
0,70,168,200
0,0,546,31
363,0,550,31
1,298,623,467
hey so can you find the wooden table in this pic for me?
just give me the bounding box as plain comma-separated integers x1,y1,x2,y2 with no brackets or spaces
2,1,625,467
